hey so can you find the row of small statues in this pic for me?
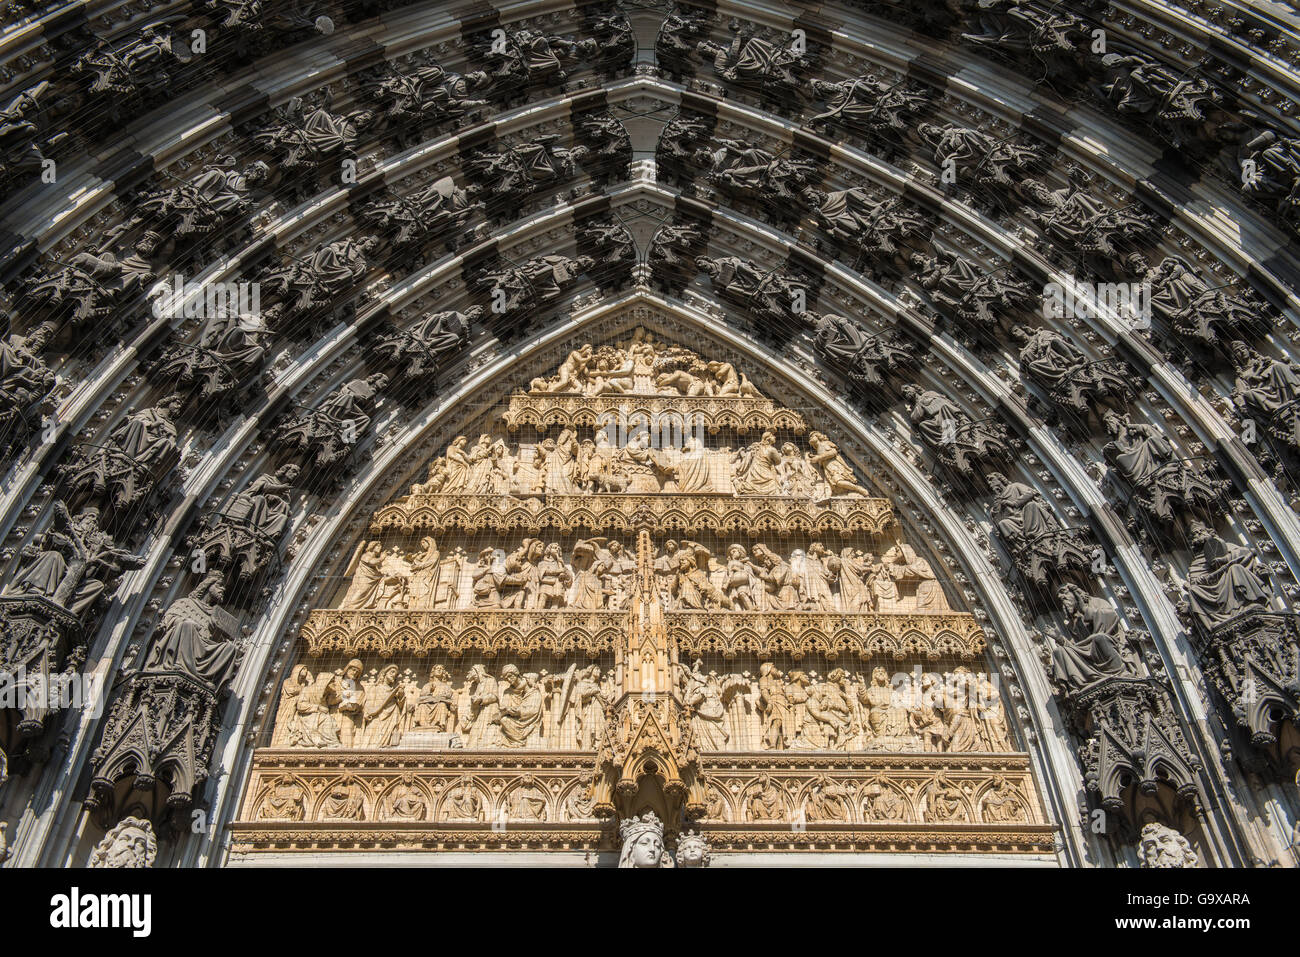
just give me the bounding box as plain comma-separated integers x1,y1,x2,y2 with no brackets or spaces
340,537,949,614
409,428,871,499
271,659,1013,755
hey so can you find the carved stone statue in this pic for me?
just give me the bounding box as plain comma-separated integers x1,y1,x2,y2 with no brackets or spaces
0,322,56,454
1051,584,1132,690
465,137,576,199
1137,821,1199,868
1013,325,1132,413
27,250,153,326
1234,127,1300,230
254,96,373,172
476,254,593,316
191,464,300,582
60,396,182,511
1102,411,1226,522
901,384,1009,478
1229,340,1300,452
986,471,1090,586
129,159,269,255
87,817,157,868
1024,166,1157,258
618,810,672,867
675,829,711,867
360,177,482,251
918,122,1045,206
152,310,268,402
262,237,379,326
648,222,707,291
809,74,930,140
1098,52,1222,147
804,188,929,271
1143,257,1263,349
911,250,1035,331
1183,521,1271,632
696,21,813,104
376,307,480,379
275,374,389,467
143,573,241,691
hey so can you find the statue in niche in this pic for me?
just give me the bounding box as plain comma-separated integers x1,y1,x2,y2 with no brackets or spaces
1051,584,1132,690
362,60,490,135
361,664,409,748
1102,411,1226,521
863,781,907,821
808,312,917,389
901,384,1009,477
809,74,930,138
262,237,379,323
320,779,366,820
981,775,1028,823
985,471,1090,585
1137,821,1199,868
699,139,820,206
506,780,548,821
1234,128,1300,227
87,817,157,868
28,250,152,327
361,176,481,250
0,81,68,185
192,464,299,582
1012,324,1132,412
257,778,305,821
143,573,241,691
1098,52,1220,147
649,222,707,289
154,309,268,401
804,777,852,822
1024,166,1156,258
476,254,593,314
335,659,366,747
273,665,341,748
73,24,185,99
4,502,143,621
130,159,269,255
682,658,731,751
412,664,456,732
254,96,372,171
385,780,428,820
618,811,672,868
926,774,969,822
757,662,795,749
697,20,812,100
465,137,576,196
1141,257,1262,347
442,778,485,821
377,307,480,380
860,666,909,742
0,321,56,448
696,256,808,327
1183,521,1271,632
804,187,929,266
274,374,388,467
496,665,545,747
62,396,182,511
917,122,1044,202
911,249,1035,331
1229,340,1300,450
751,543,800,612
808,431,872,498
747,774,786,821
462,663,504,748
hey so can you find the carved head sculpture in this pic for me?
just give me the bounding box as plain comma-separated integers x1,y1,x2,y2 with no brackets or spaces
379,664,398,686
245,160,271,186
344,660,363,681
277,463,302,484
618,811,669,868
675,830,711,868
1186,519,1214,548
1010,324,1032,343
500,663,521,687
728,544,747,560
1228,340,1254,369
1101,410,1125,435
899,384,920,404
871,666,890,688
88,817,157,868
1137,822,1198,869
984,471,1008,494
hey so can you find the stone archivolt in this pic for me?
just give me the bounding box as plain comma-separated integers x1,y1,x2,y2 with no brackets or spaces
234,339,1043,856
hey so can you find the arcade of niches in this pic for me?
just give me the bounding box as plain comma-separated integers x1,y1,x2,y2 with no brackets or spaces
0,0,1299,870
